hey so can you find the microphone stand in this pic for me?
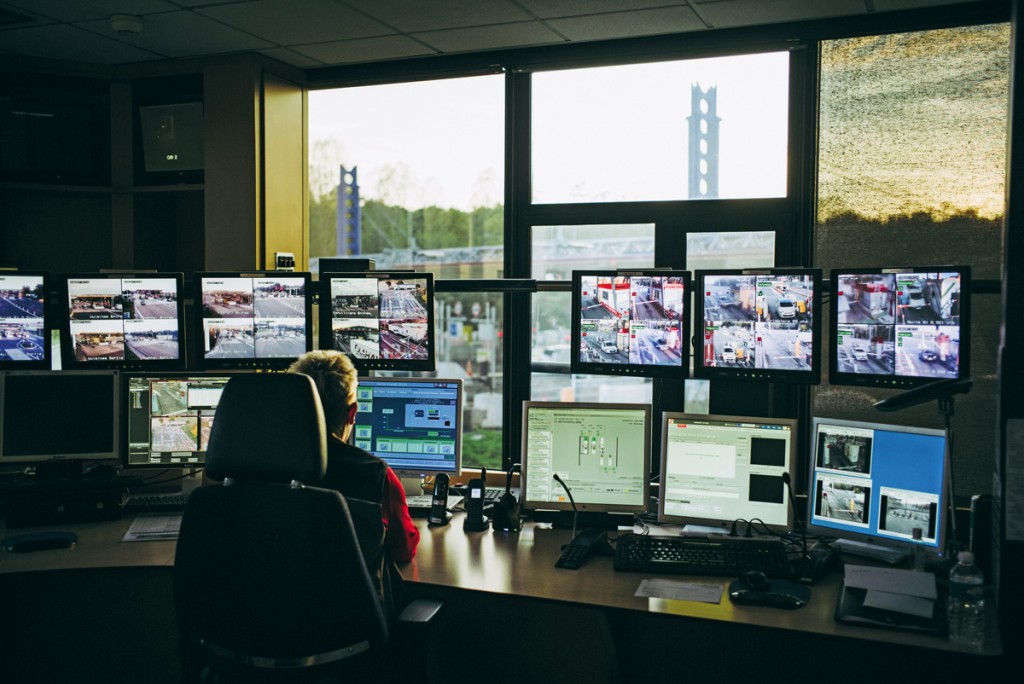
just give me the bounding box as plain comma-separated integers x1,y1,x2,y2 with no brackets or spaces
552,473,578,541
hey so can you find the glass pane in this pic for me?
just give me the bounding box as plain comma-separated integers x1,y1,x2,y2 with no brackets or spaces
532,52,789,203
532,224,655,280
685,231,775,271
308,76,504,277
532,291,573,365
531,372,653,404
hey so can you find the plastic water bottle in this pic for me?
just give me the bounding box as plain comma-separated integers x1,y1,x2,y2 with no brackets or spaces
947,550,985,648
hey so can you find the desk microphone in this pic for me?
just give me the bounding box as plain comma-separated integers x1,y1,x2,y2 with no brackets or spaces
782,472,806,558
552,473,578,540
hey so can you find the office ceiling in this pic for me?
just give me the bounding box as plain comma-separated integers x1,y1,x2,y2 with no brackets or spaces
0,0,990,70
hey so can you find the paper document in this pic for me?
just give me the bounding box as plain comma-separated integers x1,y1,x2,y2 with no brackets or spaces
843,563,937,599
122,513,182,542
634,578,723,604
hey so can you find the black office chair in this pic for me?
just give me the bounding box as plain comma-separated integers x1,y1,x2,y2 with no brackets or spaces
173,373,436,684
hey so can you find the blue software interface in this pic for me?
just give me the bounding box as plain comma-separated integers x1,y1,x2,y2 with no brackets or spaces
352,378,461,475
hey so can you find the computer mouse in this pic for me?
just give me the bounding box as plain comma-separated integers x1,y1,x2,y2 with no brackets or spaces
740,570,770,591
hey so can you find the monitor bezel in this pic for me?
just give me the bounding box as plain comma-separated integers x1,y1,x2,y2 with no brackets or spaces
194,271,313,371
520,401,653,515
805,416,948,554
58,271,186,372
569,269,691,380
0,270,50,371
318,271,437,373
121,370,246,470
657,412,798,533
828,265,970,390
692,267,822,385
0,369,120,465
350,375,463,479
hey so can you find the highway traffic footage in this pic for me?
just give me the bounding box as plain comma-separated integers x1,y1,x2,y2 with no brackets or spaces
0,274,46,364
329,277,430,361
201,277,307,359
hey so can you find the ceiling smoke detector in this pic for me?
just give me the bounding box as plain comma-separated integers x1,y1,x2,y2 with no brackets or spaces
110,14,142,36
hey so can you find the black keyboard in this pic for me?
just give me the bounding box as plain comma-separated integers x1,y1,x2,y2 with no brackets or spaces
614,534,793,578
123,493,188,514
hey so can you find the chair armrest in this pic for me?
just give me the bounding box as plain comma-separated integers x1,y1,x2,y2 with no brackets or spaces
397,599,443,625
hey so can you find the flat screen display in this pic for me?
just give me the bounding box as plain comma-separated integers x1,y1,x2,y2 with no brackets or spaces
693,268,822,384
196,272,312,370
319,272,435,372
806,417,947,552
59,272,185,370
0,271,48,370
123,372,239,469
570,270,689,379
830,266,969,389
521,402,651,514
658,413,797,532
352,377,462,478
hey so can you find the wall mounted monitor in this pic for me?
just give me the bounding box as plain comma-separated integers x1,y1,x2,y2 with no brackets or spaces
0,271,49,370
351,377,462,478
806,417,948,553
570,270,690,379
521,402,652,514
693,268,822,384
319,272,435,372
829,266,969,389
123,372,241,469
195,272,312,370
0,370,119,465
139,102,204,173
658,413,797,533
59,272,185,371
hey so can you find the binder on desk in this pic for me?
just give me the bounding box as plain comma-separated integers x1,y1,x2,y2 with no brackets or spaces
834,582,946,635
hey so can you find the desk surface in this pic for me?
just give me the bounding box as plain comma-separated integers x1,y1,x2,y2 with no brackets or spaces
1,512,1001,656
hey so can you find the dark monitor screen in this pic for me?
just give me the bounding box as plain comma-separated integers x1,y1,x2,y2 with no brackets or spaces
829,266,969,389
570,270,690,379
123,372,241,469
806,417,948,553
0,370,119,464
351,377,462,478
319,272,435,372
59,272,185,371
195,272,312,370
521,402,651,514
0,271,49,370
693,268,822,384
658,413,797,532
138,102,204,173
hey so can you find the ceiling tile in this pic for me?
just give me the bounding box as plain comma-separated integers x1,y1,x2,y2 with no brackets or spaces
546,6,705,41
0,0,176,23
196,0,393,45
76,10,274,59
257,46,326,68
415,21,565,53
695,0,867,28
0,23,163,63
294,34,436,65
873,0,976,10
516,1,689,19
345,0,532,33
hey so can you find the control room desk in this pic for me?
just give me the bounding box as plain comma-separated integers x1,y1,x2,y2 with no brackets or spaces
0,513,1006,683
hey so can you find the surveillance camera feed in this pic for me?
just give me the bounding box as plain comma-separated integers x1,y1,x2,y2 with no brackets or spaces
831,268,967,388
64,274,183,367
571,270,689,378
198,273,310,368
321,272,434,371
0,272,47,369
696,269,820,383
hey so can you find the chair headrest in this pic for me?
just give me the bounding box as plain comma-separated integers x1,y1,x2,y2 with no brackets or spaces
204,373,327,483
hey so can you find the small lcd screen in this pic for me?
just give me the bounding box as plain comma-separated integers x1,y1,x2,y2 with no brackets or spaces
0,272,48,369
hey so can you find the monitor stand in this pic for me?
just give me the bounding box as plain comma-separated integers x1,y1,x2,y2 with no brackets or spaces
835,538,909,564
399,476,428,497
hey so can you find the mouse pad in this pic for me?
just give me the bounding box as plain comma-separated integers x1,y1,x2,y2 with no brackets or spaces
728,578,811,609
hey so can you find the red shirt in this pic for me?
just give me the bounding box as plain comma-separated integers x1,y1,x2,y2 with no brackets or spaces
381,467,420,562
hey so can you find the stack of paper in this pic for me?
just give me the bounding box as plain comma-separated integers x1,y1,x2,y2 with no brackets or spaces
843,564,937,618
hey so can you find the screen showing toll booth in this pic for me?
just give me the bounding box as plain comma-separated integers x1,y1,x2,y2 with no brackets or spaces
830,267,969,389
196,272,312,370
59,273,185,371
694,268,821,385
570,270,690,379
0,272,48,370
319,272,436,372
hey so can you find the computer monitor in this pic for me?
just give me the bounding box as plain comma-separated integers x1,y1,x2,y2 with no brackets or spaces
195,271,312,370
570,270,690,379
122,372,241,469
318,272,436,372
521,402,652,515
829,266,970,389
351,377,462,478
658,413,798,532
0,270,49,370
693,268,822,384
58,272,186,370
806,417,948,554
0,370,119,466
